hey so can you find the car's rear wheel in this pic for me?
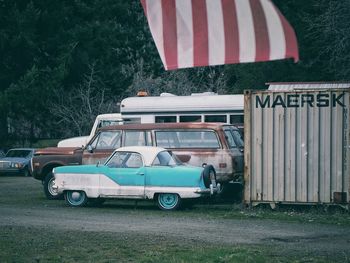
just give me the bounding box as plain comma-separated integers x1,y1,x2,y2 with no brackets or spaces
44,172,62,200
157,193,181,211
65,191,88,207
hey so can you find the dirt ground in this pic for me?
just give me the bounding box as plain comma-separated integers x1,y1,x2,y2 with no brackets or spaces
1,177,350,260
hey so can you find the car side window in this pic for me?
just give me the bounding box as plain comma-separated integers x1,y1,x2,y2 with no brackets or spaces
125,153,143,168
107,152,143,168
155,130,220,149
124,131,150,146
107,152,125,168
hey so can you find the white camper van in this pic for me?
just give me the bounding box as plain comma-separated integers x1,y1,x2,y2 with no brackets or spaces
57,113,124,147
120,92,244,128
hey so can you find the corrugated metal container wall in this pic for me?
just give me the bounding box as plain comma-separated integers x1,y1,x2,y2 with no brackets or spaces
244,89,350,206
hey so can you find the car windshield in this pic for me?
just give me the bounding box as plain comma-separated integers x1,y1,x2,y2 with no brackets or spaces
98,120,123,128
90,131,122,150
5,150,32,158
152,151,183,167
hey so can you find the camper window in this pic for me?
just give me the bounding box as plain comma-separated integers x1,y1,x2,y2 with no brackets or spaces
179,115,201,122
155,116,176,123
204,115,227,123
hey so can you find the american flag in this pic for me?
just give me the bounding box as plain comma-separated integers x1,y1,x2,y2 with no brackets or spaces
140,0,299,70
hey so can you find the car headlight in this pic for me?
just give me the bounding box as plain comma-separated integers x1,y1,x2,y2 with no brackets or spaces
10,162,23,168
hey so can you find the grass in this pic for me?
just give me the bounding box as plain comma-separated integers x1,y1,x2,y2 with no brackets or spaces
185,202,350,226
0,177,349,262
0,226,338,263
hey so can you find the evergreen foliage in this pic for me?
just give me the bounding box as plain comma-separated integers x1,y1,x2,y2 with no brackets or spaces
0,0,349,146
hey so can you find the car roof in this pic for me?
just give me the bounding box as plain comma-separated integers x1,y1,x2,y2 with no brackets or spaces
115,146,167,166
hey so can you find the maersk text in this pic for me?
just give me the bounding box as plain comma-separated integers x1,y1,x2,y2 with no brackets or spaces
255,93,345,108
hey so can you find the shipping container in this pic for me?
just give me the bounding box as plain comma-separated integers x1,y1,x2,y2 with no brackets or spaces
267,81,350,91
244,88,350,208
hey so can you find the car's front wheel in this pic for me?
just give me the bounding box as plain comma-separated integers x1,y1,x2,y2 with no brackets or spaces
65,191,88,207
157,193,181,211
43,172,62,200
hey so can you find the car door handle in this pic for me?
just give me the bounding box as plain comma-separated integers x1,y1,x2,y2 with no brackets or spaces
137,172,144,176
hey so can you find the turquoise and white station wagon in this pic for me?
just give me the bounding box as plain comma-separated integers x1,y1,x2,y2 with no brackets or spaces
53,146,219,210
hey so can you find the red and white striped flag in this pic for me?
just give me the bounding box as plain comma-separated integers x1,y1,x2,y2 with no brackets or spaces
140,0,299,70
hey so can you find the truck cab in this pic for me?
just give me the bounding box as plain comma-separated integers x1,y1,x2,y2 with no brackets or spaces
57,113,123,147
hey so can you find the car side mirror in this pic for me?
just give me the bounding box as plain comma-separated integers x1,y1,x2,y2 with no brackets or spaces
96,161,100,167
87,145,94,153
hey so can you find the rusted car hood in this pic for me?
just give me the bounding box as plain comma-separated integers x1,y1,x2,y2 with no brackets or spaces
34,147,81,155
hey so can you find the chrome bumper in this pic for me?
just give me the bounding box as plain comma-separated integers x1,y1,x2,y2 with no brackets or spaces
195,183,221,195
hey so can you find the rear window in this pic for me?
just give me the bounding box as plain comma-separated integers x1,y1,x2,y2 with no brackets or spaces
155,130,220,149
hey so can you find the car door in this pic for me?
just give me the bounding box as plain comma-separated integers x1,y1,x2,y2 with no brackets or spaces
102,151,145,198
82,130,122,165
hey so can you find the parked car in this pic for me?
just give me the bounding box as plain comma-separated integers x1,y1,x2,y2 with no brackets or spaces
32,122,243,200
53,146,220,210
0,148,35,176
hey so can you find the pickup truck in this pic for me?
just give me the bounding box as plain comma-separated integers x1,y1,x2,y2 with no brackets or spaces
31,147,84,199
31,122,244,200
57,113,123,147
